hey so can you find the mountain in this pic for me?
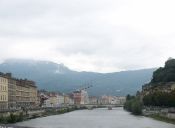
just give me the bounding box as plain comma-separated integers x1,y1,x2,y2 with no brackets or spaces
0,59,156,96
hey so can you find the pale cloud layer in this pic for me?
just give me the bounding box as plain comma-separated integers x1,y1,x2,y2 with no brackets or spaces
0,0,175,72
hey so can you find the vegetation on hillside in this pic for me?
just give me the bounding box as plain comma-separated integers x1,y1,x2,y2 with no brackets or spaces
151,58,175,83
142,58,175,107
143,90,175,107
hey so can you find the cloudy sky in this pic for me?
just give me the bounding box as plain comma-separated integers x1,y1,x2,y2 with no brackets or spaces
0,0,175,73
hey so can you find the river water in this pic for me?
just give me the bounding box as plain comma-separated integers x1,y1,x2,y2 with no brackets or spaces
15,107,175,128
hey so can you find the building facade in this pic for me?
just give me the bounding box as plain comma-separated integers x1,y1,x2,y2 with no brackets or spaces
73,91,81,105
80,90,89,104
89,96,98,104
16,79,37,109
73,90,89,105
7,75,16,109
0,75,8,110
58,94,65,106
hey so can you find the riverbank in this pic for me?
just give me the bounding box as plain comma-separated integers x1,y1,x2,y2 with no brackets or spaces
0,106,86,124
0,124,34,128
142,107,175,124
124,105,175,125
146,114,175,124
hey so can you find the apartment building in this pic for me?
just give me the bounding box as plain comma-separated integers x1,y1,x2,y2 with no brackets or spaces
0,74,8,110
48,93,59,107
58,94,64,106
7,74,16,109
16,79,37,108
64,94,70,105
89,96,98,104
73,90,89,105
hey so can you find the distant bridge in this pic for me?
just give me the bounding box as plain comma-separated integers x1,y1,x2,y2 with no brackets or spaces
77,104,124,109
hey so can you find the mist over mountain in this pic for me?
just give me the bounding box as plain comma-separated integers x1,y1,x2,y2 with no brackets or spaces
0,59,156,96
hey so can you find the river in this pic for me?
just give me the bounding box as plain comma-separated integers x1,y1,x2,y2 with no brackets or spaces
15,107,175,128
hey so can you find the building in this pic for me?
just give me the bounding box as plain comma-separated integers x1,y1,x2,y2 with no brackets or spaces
58,94,64,106
89,96,98,104
39,91,66,108
111,96,126,105
81,90,89,104
36,91,41,107
48,93,59,107
73,90,89,105
64,94,70,105
73,91,81,105
49,96,58,107
66,93,74,105
44,98,51,107
99,95,110,105
39,92,49,107
98,95,126,105
0,72,39,110
0,74,8,110
16,79,37,109
5,73,16,109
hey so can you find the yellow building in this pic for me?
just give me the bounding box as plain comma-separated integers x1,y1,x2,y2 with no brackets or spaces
49,96,58,107
4,73,17,109
30,85,38,105
0,75,8,110
64,95,70,104
0,72,38,110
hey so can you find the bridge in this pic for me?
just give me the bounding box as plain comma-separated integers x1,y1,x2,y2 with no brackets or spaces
77,104,124,109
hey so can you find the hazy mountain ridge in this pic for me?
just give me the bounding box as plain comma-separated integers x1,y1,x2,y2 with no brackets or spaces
0,59,156,96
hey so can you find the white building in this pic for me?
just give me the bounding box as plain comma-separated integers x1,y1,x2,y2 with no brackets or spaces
111,96,126,105
58,94,64,106
80,90,89,104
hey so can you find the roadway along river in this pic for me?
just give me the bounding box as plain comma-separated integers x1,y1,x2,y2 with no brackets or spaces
15,107,175,128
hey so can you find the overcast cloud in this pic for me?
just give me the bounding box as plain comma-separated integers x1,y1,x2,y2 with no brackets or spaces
0,0,175,72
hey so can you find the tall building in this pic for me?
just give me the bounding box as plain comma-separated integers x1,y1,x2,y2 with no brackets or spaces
5,73,17,109
68,93,74,105
16,79,37,109
0,74,8,110
58,94,64,106
47,93,59,107
73,91,81,105
0,72,38,110
80,90,89,104
73,90,89,105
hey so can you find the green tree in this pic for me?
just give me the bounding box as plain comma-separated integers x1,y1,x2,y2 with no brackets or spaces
131,99,142,115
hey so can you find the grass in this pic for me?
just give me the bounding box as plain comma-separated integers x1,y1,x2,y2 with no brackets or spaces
148,114,175,124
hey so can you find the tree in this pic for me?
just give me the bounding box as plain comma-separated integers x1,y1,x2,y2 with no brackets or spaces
124,95,142,115
151,59,175,83
131,99,142,115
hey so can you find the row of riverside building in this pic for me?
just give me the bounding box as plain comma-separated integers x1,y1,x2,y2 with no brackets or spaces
39,89,90,107
0,72,91,110
39,91,126,108
0,73,37,110
0,72,126,111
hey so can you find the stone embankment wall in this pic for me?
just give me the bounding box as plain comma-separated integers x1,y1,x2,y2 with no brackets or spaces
143,107,175,119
